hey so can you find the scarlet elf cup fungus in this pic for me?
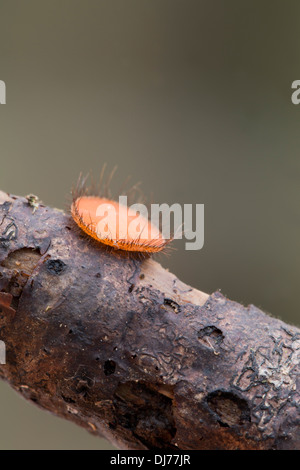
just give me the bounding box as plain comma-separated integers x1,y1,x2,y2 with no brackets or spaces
71,173,171,254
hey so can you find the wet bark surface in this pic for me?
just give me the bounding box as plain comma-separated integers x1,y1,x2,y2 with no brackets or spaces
0,191,299,450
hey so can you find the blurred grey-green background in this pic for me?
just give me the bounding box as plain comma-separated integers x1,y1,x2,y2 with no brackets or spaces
0,0,299,449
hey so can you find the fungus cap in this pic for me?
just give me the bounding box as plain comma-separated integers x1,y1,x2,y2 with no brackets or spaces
71,196,168,253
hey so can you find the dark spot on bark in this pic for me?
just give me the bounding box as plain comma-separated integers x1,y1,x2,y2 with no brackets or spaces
104,360,116,376
95,272,101,278
198,325,224,348
113,382,176,449
207,390,250,427
61,394,76,404
164,298,180,313
139,274,145,280
0,201,12,212
46,259,67,275
128,284,134,293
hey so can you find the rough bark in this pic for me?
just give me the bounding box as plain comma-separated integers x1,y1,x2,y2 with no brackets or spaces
0,190,299,450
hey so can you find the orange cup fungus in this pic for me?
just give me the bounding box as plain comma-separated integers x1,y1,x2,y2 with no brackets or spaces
71,189,169,254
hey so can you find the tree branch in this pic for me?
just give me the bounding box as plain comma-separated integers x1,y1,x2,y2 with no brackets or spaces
0,191,299,450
